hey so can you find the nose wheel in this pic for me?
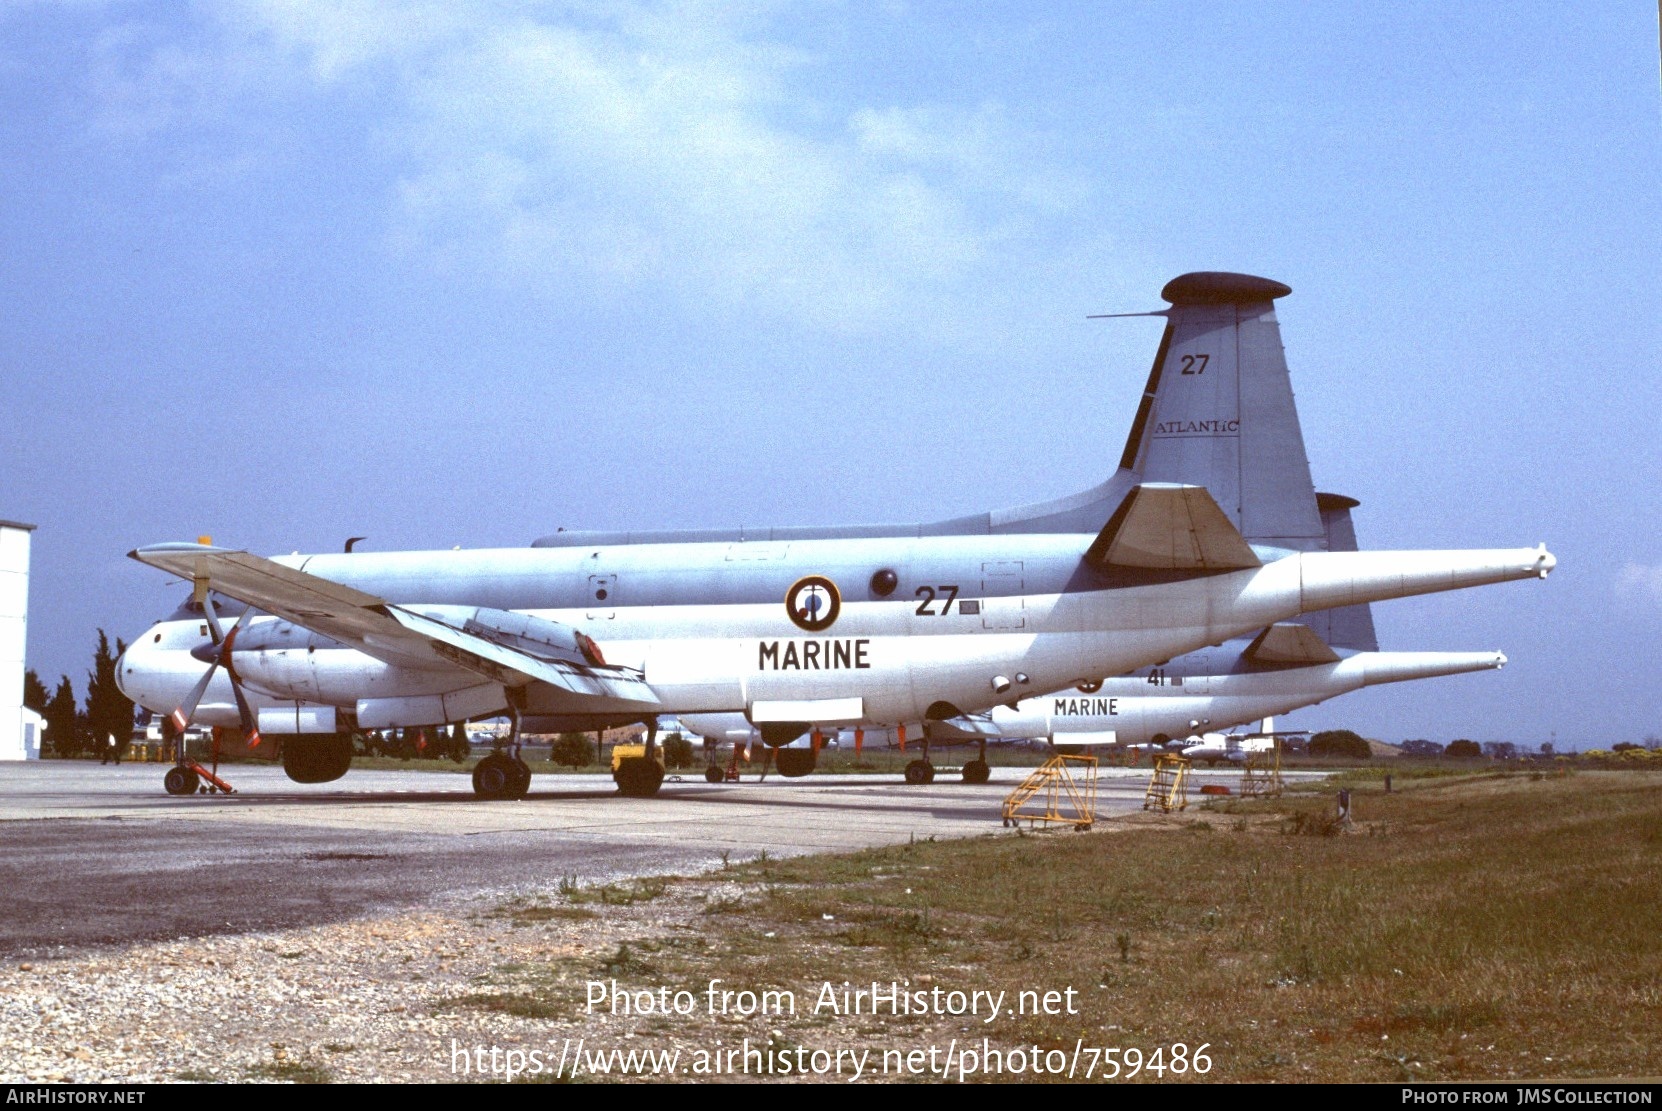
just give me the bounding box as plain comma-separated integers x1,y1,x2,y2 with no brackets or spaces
164,766,200,796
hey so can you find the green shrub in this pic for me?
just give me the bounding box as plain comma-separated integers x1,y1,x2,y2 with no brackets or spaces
1310,729,1371,760
551,731,596,767
662,734,696,769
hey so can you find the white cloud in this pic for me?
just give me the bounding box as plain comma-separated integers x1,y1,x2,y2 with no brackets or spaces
83,0,1096,334
1616,562,1662,606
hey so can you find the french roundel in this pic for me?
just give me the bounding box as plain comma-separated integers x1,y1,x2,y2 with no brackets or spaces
785,575,841,632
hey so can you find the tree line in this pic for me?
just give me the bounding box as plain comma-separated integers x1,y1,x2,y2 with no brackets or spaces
22,630,136,758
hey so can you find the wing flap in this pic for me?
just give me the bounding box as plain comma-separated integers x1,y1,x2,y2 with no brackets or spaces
1243,622,1342,667
1084,484,1261,572
385,606,659,711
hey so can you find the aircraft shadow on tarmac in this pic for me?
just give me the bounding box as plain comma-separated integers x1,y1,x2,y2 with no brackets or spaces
137,776,1004,820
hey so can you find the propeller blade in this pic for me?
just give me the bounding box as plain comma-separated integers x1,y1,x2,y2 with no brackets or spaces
201,592,227,646
169,659,220,734
220,608,263,749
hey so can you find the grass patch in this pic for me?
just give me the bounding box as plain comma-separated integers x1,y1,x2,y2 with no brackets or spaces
452,990,567,1019
559,877,671,906
245,1052,333,1084
577,771,1660,1083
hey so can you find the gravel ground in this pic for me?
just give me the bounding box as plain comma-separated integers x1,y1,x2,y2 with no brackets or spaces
0,883,697,1083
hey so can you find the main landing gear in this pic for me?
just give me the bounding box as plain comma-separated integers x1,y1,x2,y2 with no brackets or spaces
473,751,532,800
903,736,991,785
615,717,665,798
472,704,532,800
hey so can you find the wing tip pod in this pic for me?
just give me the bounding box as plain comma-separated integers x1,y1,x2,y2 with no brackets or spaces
129,541,240,566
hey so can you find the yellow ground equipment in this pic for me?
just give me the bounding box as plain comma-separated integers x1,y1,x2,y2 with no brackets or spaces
610,743,665,772
1238,739,1283,798
1001,754,1098,830
1143,753,1191,812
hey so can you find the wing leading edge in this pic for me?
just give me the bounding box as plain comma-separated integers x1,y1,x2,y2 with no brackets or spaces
128,543,660,714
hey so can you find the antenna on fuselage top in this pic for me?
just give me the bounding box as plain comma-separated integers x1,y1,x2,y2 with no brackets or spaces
345,536,367,553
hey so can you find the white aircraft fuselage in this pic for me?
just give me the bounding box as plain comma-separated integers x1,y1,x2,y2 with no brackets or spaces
119,533,1551,740
984,648,1507,748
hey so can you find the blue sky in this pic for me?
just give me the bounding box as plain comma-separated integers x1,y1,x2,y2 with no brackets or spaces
2,1,1657,748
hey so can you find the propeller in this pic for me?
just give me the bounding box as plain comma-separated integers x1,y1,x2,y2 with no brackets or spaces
169,593,262,749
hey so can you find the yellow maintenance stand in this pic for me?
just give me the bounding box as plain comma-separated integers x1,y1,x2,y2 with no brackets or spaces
1238,739,1284,798
1143,753,1191,812
1001,754,1098,830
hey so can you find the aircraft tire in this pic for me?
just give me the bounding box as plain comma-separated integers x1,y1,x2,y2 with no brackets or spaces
904,759,934,785
962,759,990,785
774,748,818,778
506,756,532,799
472,754,514,800
615,756,664,798
703,765,724,784
282,735,355,784
164,766,199,796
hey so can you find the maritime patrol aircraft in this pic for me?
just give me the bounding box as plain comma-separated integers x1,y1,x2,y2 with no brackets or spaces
675,274,1518,783
679,499,1507,782
116,273,1555,800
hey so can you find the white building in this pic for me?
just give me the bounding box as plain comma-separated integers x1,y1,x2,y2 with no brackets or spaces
0,520,38,761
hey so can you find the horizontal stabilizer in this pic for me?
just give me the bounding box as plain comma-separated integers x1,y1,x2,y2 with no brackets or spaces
1244,622,1342,667
1085,484,1262,572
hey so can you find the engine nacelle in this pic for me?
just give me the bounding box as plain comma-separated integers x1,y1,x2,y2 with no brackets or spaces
460,608,605,667
281,734,355,784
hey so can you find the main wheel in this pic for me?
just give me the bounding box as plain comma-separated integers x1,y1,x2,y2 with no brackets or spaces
472,753,514,800
505,756,532,799
774,747,818,778
904,759,935,785
704,765,724,784
281,734,355,784
962,759,990,785
615,756,665,798
164,766,200,796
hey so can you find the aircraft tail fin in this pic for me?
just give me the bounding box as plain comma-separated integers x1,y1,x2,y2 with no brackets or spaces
1296,493,1381,652
1119,272,1325,550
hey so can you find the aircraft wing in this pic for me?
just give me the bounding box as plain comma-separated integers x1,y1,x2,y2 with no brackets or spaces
1242,622,1342,667
1085,483,1262,572
128,543,660,711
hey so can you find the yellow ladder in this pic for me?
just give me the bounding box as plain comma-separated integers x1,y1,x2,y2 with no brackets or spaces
1001,754,1098,830
1239,740,1284,798
1143,754,1191,812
